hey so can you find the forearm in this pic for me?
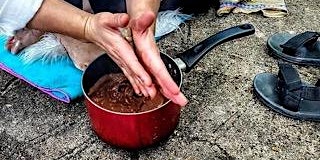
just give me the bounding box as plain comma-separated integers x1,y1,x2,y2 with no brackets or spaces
126,0,160,31
27,0,93,40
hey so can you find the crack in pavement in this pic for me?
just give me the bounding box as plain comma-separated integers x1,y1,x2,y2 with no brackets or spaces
26,121,78,144
185,134,236,159
1,78,19,97
54,136,98,160
211,110,241,135
25,111,87,145
215,142,236,160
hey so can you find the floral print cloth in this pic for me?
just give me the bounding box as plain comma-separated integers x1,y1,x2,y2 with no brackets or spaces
217,0,288,17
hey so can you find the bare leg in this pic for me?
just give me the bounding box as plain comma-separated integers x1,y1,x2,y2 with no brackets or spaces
55,33,104,70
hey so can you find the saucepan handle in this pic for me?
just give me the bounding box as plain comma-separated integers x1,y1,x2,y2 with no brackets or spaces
176,23,255,72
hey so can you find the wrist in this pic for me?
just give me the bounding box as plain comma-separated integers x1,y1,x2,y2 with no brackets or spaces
83,14,94,41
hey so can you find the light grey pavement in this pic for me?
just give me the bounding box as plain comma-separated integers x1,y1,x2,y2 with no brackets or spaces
1,0,320,159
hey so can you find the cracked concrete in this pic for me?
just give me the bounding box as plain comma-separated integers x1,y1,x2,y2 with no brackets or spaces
1,0,320,159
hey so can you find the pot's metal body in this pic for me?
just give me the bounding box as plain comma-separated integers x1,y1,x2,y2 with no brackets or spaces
84,97,180,149
82,53,182,149
82,24,255,149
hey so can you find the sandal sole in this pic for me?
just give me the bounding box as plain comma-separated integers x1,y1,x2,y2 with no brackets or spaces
267,33,320,67
253,73,320,121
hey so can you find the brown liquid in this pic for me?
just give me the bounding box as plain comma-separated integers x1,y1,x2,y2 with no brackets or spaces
88,73,165,113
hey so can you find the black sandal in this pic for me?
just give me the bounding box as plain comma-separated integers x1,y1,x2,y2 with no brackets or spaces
267,31,320,66
253,62,320,121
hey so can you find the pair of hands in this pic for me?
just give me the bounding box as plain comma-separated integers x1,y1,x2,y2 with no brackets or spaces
84,11,188,107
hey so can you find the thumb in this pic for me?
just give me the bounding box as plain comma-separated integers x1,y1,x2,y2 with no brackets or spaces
102,13,129,28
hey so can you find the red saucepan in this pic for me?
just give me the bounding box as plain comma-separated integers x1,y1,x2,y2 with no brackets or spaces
82,24,255,149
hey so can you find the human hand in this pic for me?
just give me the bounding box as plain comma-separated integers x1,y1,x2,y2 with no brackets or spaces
83,12,156,98
129,11,188,107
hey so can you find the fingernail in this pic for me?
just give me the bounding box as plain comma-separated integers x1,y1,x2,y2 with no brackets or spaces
136,92,142,97
173,93,188,107
146,84,156,99
11,40,21,54
9,37,15,44
141,88,149,97
134,88,141,96
180,94,188,107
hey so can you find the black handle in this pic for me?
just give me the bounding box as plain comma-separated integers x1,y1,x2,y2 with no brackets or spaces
176,23,255,72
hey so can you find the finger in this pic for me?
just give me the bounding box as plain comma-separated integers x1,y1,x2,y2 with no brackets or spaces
106,51,142,96
120,53,154,97
150,59,188,106
158,78,188,107
108,41,152,96
114,40,153,88
122,68,140,95
146,83,157,99
124,58,153,97
151,58,180,95
164,91,188,107
135,76,149,97
123,67,149,97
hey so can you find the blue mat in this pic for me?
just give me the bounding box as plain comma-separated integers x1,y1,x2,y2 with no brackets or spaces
0,35,83,103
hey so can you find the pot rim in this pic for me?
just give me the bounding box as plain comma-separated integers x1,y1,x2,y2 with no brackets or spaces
81,53,183,116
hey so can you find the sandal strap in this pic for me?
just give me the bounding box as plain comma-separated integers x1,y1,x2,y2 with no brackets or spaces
301,86,320,101
280,31,320,55
277,63,320,111
278,63,302,91
278,63,302,111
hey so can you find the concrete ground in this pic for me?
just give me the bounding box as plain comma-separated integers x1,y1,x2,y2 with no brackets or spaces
1,0,320,159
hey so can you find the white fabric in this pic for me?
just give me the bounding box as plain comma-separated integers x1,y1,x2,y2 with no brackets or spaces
155,9,191,40
0,0,44,36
